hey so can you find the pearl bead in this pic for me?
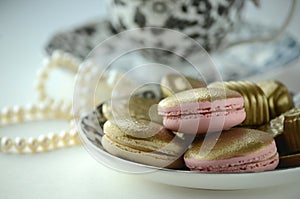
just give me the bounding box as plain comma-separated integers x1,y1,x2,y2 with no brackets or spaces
15,137,27,153
48,133,60,147
1,137,13,151
1,108,8,120
60,131,71,145
2,107,13,122
28,138,39,152
13,105,24,121
38,135,51,150
42,58,53,68
36,68,48,80
44,98,54,107
38,93,47,101
51,101,63,113
52,50,63,61
25,104,37,115
37,103,49,115
35,80,45,91
70,129,80,144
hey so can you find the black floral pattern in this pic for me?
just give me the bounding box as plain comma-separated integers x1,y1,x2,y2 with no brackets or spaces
134,8,146,28
111,0,244,52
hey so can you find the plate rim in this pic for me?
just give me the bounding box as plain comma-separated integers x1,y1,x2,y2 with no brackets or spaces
78,102,300,189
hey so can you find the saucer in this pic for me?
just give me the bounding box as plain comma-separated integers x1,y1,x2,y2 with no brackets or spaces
45,18,300,81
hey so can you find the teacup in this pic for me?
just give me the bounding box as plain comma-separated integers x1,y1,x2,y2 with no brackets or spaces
109,0,295,53
110,0,246,52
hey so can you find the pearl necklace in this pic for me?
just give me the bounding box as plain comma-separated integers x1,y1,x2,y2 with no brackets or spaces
0,50,84,153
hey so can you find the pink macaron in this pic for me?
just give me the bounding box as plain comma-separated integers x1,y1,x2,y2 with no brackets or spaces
158,88,246,134
184,128,279,173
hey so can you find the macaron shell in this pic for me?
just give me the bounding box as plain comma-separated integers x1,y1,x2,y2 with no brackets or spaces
163,108,246,134
159,88,242,109
158,88,246,134
101,135,185,169
184,142,279,172
103,120,184,156
184,128,279,172
103,96,162,124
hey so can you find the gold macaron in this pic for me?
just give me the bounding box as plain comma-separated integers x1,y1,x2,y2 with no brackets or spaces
102,119,185,168
160,74,206,98
185,128,275,161
102,96,163,124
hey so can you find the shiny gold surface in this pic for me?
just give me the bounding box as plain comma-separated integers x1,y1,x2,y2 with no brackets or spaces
209,81,269,126
103,120,183,155
159,88,242,108
102,96,162,124
260,107,300,138
283,111,300,153
185,128,274,160
257,81,294,118
160,74,207,98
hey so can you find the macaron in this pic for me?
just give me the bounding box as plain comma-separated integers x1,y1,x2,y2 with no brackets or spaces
158,88,246,134
102,96,163,124
184,128,279,173
102,119,185,169
160,74,207,98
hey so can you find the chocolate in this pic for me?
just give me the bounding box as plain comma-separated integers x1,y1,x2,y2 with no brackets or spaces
260,107,300,137
283,111,300,153
259,115,284,137
160,74,206,98
209,81,269,126
278,153,300,169
257,81,294,119
260,108,300,155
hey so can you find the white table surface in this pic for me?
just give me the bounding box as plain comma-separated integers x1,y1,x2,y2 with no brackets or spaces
1,0,300,198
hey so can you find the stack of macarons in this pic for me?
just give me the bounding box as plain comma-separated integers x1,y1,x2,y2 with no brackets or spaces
99,74,298,173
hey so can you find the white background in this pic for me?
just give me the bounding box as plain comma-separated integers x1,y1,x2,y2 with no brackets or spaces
0,0,300,198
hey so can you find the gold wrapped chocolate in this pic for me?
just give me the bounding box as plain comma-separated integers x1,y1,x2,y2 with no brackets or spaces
257,81,294,119
259,115,284,137
160,74,206,98
259,107,300,137
278,153,300,169
209,81,269,126
283,110,300,153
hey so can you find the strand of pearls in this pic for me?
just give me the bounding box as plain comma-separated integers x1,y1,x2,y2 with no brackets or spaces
0,50,83,153
35,50,80,103
0,101,80,153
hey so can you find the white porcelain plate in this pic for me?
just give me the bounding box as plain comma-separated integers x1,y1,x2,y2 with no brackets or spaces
79,107,300,190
